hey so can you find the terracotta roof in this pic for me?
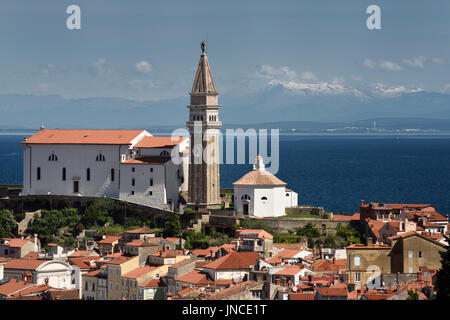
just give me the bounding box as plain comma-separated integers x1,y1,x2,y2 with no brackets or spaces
233,170,287,186
219,243,237,253
175,270,214,285
346,243,391,249
47,289,80,300
192,247,219,258
362,203,431,210
83,270,101,277
170,258,196,269
275,266,305,276
3,259,45,271
236,229,273,240
68,250,98,258
289,292,315,300
122,156,171,165
207,281,263,300
103,254,137,265
333,213,360,221
125,226,154,234
267,248,308,264
0,279,35,296
366,218,390,238
203,252,260,270
316,285,348,297
68,257,101,269
125,239,156,247
388,231,446,247
122,266,159,279
164,237,181,244
134,136,186,149
12,284,51,297
138,278,165,288
5,239,30,248
98,236,122,244
22,129,146,145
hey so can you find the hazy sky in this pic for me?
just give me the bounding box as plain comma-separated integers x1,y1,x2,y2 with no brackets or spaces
1,0,449,100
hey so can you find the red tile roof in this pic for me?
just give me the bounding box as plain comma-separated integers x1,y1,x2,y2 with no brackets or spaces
22,129,146,145
122,156,172,165
122,266,159,279
0,279,36,296
138,278,165,288
233,170,287,186
125,226,154,234
316,285,348,297
275,266,305,276
235,229,273,240
5,239,30,248
203,252,260,270
134,136,186,148
289,292,315,300
333,213,360,221
3,259,45,271
98,236,122,244
175,270,213,285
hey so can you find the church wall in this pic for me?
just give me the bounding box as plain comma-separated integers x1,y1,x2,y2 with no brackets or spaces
234,186,255,215
21,144,127,198
253,187,286,217
119,163,167,210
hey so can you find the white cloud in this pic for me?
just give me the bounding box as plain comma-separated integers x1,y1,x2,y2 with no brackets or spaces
135,60,153,74
379,61,403,71
373,83,422,97
257,65,297,80
268,80,347,95
363,58,376,69
403,56,426,68
92,58,113,76
432,57,448,65
300,71,317,81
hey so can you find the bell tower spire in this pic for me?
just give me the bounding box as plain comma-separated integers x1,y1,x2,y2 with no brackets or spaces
186,42,222,210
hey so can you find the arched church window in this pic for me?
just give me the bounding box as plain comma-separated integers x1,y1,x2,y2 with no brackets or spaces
48,153,58,161
261,196,267,201
286,193,290,197
160,150,170,157
241,194,251,200
96,154,105,162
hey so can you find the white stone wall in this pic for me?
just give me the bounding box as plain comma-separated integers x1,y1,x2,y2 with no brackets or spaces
119,163,167,209
22,143,131,198
284,190,298,207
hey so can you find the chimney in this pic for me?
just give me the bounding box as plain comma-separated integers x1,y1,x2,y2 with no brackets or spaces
417,271,422,282
361,200,364,206
34,234,38,252
367,237,373,246
332,257,336,264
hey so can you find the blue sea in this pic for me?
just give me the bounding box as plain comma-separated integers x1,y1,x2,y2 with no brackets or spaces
2,134,450,215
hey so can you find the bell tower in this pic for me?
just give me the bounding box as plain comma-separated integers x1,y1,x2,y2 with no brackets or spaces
186,42,222,209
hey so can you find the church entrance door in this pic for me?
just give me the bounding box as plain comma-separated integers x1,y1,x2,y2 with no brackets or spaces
243,203,249,216
73,181,79,193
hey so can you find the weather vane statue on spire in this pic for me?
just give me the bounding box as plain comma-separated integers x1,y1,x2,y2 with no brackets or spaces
201,41,207,54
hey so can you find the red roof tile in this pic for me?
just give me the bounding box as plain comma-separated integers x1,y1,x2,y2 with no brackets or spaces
134,136,186,149
22,129,146,145
203,252,260,270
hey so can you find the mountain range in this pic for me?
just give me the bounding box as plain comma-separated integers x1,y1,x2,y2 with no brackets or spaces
1,82,450,130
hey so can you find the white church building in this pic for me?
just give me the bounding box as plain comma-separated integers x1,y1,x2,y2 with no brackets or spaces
233,156,298,217
21,129,189,211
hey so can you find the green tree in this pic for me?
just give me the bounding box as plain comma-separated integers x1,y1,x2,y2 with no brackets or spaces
163,216,181,238
435,236,450,300
407,289,419,300
296,222,320,238
0,209,17,237
239,218,273,234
